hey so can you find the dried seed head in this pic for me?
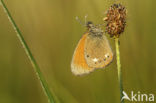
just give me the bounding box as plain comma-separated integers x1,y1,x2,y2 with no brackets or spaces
104,4,127,37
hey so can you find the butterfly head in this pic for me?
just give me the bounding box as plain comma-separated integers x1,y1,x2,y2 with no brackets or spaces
86,21,103,37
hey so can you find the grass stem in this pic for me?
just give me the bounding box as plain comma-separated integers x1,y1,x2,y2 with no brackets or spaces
0,0,55,103
115,38,124,103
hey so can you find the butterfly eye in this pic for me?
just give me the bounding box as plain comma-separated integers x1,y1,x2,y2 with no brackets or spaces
87,21,93,26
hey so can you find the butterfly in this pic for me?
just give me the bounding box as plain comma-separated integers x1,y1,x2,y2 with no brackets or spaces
71,21,113,76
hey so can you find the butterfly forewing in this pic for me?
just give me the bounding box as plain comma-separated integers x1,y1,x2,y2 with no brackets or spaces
71,33,95,75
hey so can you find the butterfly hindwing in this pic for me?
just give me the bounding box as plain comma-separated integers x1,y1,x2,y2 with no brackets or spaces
84,34,113,69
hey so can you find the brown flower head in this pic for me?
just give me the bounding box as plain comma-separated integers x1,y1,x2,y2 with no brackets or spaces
104,4,127,38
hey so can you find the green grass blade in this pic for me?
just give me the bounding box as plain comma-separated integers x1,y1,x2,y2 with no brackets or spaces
0,0,55,103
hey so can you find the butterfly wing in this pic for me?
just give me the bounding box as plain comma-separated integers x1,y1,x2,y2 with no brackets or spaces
71,33,95,75
84,34,113,69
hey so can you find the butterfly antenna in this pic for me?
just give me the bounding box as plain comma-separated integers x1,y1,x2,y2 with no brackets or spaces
84,14,88,26
75,16,85,27
76,15,89,27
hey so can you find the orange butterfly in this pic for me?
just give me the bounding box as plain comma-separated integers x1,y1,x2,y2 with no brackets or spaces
71,21,113,75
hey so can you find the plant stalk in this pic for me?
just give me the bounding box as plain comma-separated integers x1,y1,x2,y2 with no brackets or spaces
0,0,55,103
115,38,124,103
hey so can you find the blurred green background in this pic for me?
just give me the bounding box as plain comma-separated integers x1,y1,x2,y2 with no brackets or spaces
0,0,156,103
